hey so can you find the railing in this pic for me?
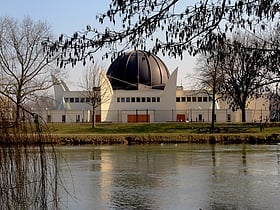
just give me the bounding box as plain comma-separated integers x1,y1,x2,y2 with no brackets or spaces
34,108,271,123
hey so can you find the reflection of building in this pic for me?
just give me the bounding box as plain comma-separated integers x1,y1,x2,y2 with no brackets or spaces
45,50,270,123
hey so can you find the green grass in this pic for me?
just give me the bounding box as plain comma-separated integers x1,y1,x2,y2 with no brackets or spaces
47,122,280,135
49,122,194,134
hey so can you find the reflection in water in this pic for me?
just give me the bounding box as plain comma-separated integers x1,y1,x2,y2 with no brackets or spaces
0,145,59,210
241,143,247,174
0,110,62,209
109,173,155,209
57,144,280,210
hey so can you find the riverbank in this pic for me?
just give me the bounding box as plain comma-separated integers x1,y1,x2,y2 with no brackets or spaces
51,133,280,145
1,122,280,145
47,122,280,145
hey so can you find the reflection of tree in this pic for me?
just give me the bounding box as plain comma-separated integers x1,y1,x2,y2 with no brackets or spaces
211,143,217,177
207,144,250,209
0,145,59,209
241,144,247,174
0,107,61,209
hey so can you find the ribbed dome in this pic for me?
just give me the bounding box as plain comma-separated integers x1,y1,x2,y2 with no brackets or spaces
106,50,170,90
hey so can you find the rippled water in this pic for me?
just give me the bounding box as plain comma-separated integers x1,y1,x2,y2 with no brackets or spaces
57,144,280,210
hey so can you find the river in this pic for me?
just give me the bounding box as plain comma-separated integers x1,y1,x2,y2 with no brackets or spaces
56,144,280,210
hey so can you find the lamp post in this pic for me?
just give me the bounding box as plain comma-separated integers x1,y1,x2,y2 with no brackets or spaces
45,108,48,123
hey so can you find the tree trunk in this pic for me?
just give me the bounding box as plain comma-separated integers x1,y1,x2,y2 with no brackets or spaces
241,107,246,122
91,108,96,128
15,103,21,129
211,92,216,131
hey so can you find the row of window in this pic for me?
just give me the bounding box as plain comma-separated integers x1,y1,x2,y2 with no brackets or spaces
117,97,160,103
181,113,231,122
176,96,213,103
64,97,96,103
64,96,213,103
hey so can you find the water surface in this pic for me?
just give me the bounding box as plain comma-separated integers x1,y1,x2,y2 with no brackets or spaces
57,144,280,210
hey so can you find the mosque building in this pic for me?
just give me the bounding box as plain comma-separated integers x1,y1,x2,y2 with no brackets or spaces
46,50,270,123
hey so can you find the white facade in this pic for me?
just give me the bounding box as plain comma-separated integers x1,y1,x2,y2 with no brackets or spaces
42,68,270,124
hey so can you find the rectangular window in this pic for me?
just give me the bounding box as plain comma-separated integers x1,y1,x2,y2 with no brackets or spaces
157,97,160,102
209,97,213,102
86,97,90,103
141,97,146,102
131,97,135,102
147,97,151,102
70,98,74,103
64,97,69,103
192,97,196,102
117,97,120,103
75,98,80,103
126,97,130,102
121,97,125,102
181,97,186,102
176,97,181,102
198,97,202,102
80,98,85,103
136,97,140,102
203,97,207,102
152,97,156,102
187,97,191,102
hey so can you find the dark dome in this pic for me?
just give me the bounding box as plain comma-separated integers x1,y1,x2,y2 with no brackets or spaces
106,50,170,90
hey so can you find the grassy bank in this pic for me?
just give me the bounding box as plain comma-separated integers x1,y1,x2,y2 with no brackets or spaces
48,122,280,134
46,122,280,145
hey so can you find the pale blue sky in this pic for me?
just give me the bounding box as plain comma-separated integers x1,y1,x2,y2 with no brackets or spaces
0,0,111,36
0,0,196,89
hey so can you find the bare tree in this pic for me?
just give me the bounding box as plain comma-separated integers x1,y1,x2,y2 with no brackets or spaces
195,28,280,123
0,16,58,126
201,32,276,122
195,49,225,130
80,62,113,128
0,17,63,210
43,0,279,69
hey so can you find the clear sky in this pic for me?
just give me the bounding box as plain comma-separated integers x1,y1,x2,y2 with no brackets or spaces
0,0,196,89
